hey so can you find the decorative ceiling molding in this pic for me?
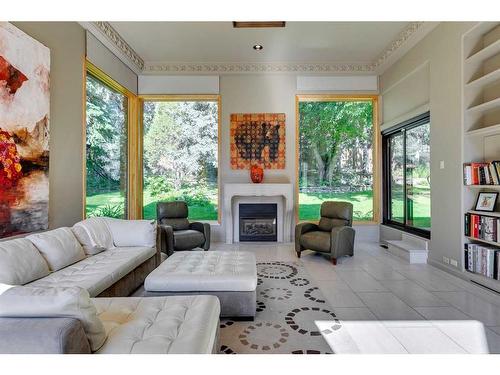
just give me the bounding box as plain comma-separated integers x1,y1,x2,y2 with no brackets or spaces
85,21,432,75
143,62,375,74
92,22,144,71
373,22,425,69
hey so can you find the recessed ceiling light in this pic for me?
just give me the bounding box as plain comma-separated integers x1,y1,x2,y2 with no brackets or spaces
253,44,263,51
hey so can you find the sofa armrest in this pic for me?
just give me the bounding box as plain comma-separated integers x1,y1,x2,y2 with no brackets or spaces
0,317,92,354
158,224,175,256
295,222,319,253
189,222,211,250
330,226,355,259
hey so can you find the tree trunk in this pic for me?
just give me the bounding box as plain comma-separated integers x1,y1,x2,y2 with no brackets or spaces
312,146,325,185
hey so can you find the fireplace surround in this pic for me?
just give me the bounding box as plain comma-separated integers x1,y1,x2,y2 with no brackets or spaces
223,183,293,244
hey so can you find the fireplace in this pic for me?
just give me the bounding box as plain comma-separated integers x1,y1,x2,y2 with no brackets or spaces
239,203,277,242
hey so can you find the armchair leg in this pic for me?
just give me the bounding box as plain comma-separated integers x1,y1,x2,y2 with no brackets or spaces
331,258,337,265
296,251,301,258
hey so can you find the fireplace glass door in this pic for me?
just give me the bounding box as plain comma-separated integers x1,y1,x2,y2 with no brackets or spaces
239,203,278,242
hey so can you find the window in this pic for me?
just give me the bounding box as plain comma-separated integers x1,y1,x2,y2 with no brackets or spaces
383,112,430,237
84,64,130,219
141,96,220,221
297,96,378,222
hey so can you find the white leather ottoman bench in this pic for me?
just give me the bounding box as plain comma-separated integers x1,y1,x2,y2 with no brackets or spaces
144,251,257,319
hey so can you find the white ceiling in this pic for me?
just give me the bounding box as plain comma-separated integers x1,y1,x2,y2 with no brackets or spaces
109,21,410,64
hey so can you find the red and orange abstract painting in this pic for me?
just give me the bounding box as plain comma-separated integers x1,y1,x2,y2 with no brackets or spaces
0,22,50,238
230,113,286,170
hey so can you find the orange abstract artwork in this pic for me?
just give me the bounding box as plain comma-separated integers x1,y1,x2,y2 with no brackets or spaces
0,22,50,238
230,113,286,170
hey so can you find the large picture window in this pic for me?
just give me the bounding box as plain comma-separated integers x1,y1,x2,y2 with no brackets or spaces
85,65,129,219
297,96,378,222
382,112,430,237
141,96,220,221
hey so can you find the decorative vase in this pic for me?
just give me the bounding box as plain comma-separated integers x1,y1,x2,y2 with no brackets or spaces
250,165,264,183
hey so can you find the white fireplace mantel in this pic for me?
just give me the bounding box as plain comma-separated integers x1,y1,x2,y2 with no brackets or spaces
223,183,294,244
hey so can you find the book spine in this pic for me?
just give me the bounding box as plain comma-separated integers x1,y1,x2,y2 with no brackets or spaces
465,213,470,236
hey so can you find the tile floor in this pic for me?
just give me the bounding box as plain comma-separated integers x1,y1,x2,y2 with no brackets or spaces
211,241,500,354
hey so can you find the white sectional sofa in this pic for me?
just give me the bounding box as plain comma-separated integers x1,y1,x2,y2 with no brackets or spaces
0,217,221,354
0,217,160,297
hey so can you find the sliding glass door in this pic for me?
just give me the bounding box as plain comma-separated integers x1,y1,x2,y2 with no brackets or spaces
383,112,431,236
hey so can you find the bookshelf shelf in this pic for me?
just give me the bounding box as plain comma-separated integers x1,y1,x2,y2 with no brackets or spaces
466,97,500,115
467,210,500,217
465,123,500,137
466,236,500,247
466,38,500,65
466,67,500,89
465,184,500,188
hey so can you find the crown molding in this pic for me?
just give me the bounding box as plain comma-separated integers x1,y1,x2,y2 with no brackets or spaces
142,61,375,74
80,21,144,73
83,21,436,75
374,22,440,74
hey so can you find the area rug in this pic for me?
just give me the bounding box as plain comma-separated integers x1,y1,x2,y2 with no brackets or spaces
219,261,341,354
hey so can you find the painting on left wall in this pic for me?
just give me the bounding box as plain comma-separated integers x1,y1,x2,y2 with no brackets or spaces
0,22,50,238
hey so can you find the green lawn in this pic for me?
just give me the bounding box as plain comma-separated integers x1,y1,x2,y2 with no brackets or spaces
86,186,430,227
86,188,218,220
142,189,218,221
85,191,126,218
389,186,431,229
299,190,374,221
299,187,430,228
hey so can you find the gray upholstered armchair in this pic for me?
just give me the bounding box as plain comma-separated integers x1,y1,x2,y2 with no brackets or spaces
157,201,211,256
295,201,355,265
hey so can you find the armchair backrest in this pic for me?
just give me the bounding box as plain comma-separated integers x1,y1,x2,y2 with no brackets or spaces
318,201,353,232
156,201,190,231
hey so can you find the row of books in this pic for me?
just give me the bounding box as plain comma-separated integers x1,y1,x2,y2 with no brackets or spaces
464,243,500,280
464,213,500,243
463,161,500,185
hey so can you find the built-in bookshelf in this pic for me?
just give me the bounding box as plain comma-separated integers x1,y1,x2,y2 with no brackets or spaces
462,22,500,293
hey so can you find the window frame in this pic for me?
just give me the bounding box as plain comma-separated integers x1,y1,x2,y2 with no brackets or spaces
138,94,222,223
382,111,431,239
295,94,380,225
83,60,138,220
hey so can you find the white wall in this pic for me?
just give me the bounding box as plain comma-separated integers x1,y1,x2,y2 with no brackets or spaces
380,22,476,268
86,32,138,94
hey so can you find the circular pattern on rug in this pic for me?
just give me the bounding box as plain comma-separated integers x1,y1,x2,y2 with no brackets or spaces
257,262,298,280
260,287,293,301
290,277,310,287
285,307,341,336
239,322,289,351
257,277,263,286
256,300,266,313
304,287,326,304
220,345,237,354
220,320,234,329
291,350,333,354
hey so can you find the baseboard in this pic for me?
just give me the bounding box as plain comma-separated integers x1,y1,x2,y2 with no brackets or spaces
427,258,464,278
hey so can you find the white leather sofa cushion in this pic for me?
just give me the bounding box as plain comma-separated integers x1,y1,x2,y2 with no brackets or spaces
144,251,257,292
0,285,106,351
28,246,155,297
0,238,50,285
104,218,157,248
72,217,114,255
27,228,86,271
93,295,220,354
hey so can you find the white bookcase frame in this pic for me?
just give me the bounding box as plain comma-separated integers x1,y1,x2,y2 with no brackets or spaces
462,22,500,293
